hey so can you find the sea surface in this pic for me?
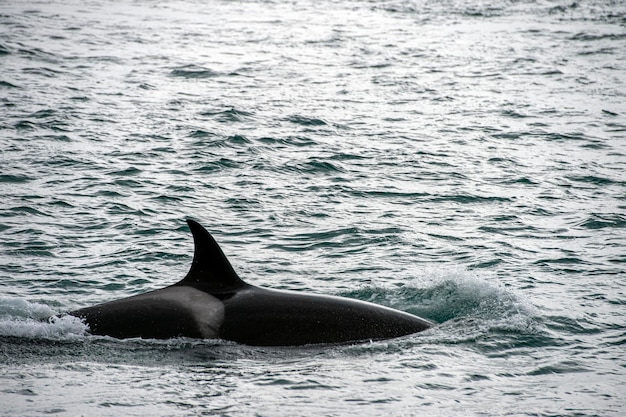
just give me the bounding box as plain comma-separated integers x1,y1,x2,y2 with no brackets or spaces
1,0,625,415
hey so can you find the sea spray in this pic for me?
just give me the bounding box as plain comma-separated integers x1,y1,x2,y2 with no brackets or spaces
0,297,87,340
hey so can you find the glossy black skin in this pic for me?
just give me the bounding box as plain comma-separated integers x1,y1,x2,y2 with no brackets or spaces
70,219,433,346
70,287,217,339
219,285,432,346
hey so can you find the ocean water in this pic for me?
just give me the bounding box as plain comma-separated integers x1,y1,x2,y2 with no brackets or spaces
1,0,625,415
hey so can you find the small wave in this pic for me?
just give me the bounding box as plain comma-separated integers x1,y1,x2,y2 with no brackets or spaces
542,315,603,336
566,174,621,186
578,213,626,230
109,166,142,176
602,109,620,117
6,206,51,217
533,257,586,266
0,297,87,340
526,360,590,375
285,159,345,175
570,32,626,42
194,157,241,173
200,108,253,123
28,109,57,118
0,80,19,88
430,193,512,204
286,115,328,126
501,109,530,119
12,108,71,132
170,64,220,79
258,136,317,147
189,129,216,139
22,66,64,78
502,177,539,185
0,173,33,183
267,226,363,252
188,132,252,148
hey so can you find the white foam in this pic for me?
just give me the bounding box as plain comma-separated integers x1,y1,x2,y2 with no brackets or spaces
0,296,57,319
0,296,88,340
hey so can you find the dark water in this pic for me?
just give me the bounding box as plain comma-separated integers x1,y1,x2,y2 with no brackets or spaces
1,0,625,415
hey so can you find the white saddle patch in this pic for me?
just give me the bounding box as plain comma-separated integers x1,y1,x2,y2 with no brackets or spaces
141,286,225,338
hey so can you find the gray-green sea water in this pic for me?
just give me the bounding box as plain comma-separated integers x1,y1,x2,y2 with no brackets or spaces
1,0,625,415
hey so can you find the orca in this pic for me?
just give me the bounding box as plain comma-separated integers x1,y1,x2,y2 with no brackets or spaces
69,219,433,346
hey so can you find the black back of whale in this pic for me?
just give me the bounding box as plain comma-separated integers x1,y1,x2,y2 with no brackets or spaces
70,219,433,346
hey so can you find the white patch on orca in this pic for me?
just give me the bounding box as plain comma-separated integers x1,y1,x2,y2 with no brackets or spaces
138,286,225,338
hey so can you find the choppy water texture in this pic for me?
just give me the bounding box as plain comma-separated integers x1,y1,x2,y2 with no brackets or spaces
1,0,625,415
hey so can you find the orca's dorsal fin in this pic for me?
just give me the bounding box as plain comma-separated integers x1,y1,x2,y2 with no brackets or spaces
177,219,246,293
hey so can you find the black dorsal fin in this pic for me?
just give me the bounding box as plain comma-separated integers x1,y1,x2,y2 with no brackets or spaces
177,219,247,293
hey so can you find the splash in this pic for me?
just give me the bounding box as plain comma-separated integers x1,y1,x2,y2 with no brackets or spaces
340,267,539,343
0,296,88,340
406,268,536,326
